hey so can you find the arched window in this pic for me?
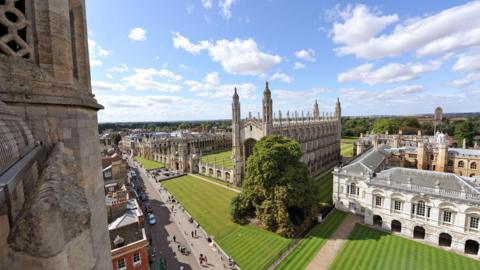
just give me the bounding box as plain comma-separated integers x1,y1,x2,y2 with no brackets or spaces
458,161,465,168
471,162,477,170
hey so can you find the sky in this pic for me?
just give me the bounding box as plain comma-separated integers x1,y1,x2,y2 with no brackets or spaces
86,0,480,123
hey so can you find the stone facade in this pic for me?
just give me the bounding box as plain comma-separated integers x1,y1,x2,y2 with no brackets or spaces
333,145,480,258
134,132,231,173
232,82,342,184
0,0,111,269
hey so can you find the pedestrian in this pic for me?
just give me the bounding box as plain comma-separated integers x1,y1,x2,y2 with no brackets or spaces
180,266,184,270
173,235,176,243
163,258,167,266
177,244,180,251
191,231,194,238
194,230,197,237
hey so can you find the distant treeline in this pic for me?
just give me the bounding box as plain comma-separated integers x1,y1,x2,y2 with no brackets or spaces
99,120,232,134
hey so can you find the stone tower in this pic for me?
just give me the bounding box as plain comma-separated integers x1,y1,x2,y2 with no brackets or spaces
262,82,273,136
232,87,243,185
417,142,428,170
434,107,443,133
313,100,320,120
0,0,111,269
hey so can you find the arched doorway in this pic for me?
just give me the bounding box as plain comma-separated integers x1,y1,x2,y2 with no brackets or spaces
373,215,383,227
244,138,257,160
202,167,206,173
391,220,402,232
439,233,452,247
413,226,425,239
465,240,480,255
217,170,222,178
208,168,214,175
225,172,230,180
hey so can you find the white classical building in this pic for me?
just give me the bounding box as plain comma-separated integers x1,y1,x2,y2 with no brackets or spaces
333,145,480,258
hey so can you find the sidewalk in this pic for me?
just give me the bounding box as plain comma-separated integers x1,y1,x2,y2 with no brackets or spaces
306,214,361,270
188,174,240,193
139,164,229,269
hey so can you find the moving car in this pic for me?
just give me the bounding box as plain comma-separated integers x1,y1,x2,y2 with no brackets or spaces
148,213,156,225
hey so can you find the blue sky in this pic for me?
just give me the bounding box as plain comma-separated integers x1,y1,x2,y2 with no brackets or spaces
86,0,480,122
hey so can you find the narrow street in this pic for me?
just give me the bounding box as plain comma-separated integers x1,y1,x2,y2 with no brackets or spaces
128,160,200,270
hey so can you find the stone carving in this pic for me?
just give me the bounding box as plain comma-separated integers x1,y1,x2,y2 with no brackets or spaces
0,0,32,58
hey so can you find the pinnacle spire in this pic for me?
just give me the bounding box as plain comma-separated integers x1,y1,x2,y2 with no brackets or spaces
233,87,239,98
264,81,271,94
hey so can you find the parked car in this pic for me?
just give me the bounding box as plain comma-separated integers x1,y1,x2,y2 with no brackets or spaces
148,213,156,225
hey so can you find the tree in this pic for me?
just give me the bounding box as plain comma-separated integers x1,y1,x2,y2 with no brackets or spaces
110,132,122,146
371,118,400,134
146,123,157,132
230,135,317,237
178,122,190,130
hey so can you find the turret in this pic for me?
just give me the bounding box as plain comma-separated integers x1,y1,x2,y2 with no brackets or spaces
313,99,320,120
335,98,341,119
262,81,273,135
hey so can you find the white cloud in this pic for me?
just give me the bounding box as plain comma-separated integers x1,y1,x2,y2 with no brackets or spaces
208,39,282,76
108,64,129,74
96,94,219,122
293,62,306,70
129,27,147,41
330,4,398,45
219,0,235,20
340,85,425,106
201,0,212,8
294,49,316,62
186,4,194,14
270,71,294,83
338,60,441,85
173,33,282,76
273,87,328,100
184,72,256,99
88,39,111,67
92,81,125,91
452,50,480,72
330,1,480,59
121,68,182,92
172,32,211,55
452,72,480,89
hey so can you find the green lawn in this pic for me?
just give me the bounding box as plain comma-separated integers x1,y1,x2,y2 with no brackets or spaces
134,156,165,170
163,175,291,270
192,173,242,191
276,210,347,270
314,172,333,205
341,137,357,158
331,224,480,270
200,150,233,169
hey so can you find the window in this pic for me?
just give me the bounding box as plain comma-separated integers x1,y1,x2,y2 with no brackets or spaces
470,216,480,230
133,252,141,265
443,211,452,223
471,162,477,170
349,183,359,196
448,160,454,167
417,201,426,216
117,258,126,270
375,196,382,207
458,161,465,168
394,200,402,211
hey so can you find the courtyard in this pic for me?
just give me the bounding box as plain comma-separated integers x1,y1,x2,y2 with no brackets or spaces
200,150,233,170
340,137,357,157
134,156,165,170
162,175,291,270
331,224,480,270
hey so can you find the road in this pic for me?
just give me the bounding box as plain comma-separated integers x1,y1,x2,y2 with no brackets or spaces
129,160,200,270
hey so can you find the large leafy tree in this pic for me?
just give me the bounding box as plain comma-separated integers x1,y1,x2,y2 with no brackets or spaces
230,135,317,237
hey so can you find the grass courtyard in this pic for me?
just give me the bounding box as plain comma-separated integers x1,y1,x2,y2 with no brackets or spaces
314,172,333,205
163,175,291,270
276,210,347,270
340,137,357,157
134,156,165,170
331,224,480,270
200,150,233,169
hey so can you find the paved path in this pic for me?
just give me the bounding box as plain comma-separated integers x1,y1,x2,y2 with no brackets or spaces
135,162,229,269
306,214,362,270
188,174,240,193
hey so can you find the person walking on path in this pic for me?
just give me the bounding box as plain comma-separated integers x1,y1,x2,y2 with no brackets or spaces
173,235,176,243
